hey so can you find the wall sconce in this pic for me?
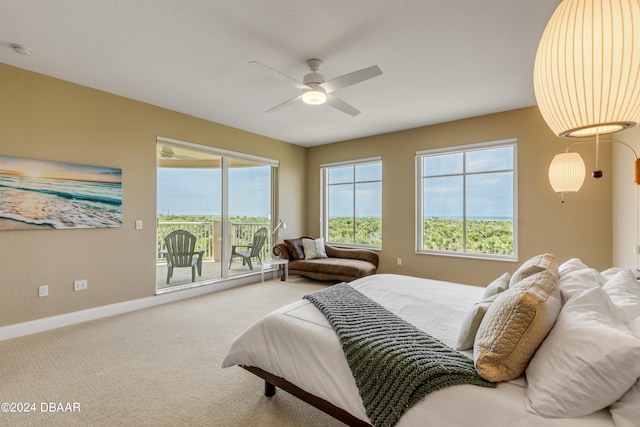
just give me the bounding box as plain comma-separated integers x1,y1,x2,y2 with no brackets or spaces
548,139,640,202
548,152,586,194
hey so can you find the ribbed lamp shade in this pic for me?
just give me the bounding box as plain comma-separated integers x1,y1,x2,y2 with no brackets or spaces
549,152,586,192
534,0,640,138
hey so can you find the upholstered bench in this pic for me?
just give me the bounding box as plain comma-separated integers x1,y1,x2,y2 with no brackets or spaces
272,237,378,282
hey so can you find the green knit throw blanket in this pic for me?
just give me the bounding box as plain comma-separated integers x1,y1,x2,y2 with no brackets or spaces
303,283,495,427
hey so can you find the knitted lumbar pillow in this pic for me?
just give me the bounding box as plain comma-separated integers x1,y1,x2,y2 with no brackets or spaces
509,252,558,287
474,268,561,382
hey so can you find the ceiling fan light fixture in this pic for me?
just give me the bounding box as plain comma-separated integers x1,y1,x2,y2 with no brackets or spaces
302,89,326,105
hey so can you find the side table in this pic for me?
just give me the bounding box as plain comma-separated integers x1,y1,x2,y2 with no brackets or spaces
261,259,289,282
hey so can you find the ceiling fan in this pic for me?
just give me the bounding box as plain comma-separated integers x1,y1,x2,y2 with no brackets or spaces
250,59,382,116
157,146,196,161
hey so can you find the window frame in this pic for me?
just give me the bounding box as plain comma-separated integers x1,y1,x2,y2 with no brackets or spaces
320,157,382,249
415,139,518,261
156,136,279,292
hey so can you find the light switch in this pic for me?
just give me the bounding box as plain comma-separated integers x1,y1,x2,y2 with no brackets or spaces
135,220,143,230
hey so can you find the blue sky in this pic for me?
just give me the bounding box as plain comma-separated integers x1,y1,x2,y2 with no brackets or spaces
422,146,514,219
157,148,513,219
422,173,513,219
157,167,271,216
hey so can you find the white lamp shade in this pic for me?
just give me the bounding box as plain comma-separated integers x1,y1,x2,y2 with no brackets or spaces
534,0,640,138
549,152,586,192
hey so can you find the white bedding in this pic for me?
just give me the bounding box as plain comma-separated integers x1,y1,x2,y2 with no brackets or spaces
222,274,615,427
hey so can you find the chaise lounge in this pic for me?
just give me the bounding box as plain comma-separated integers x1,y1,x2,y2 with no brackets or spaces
272,237,378,282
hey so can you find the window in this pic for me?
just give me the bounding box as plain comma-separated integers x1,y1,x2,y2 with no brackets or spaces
416,139,517,260
321,158,382,248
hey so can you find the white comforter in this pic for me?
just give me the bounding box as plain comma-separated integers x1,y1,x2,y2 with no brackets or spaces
222,274,614,427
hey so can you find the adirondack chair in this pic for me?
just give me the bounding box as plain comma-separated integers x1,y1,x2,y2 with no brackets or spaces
229,227,268,270
164,230,204,284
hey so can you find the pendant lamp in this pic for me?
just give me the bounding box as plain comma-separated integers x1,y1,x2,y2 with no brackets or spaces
533,0,640,139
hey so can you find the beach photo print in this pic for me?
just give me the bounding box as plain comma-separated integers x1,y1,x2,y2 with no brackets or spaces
0,156,122,230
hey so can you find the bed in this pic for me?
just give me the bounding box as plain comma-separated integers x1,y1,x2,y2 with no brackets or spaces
222,255,640,427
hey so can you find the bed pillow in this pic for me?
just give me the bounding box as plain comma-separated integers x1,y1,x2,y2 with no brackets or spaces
456,293,499,351
601,266,625,280
558,257,590,275
602,268,640,323
474,269,561,382
509,253,558,287
557,258,606,303
610,379,640,427
558,266,605,302
482,272,511,299
284,238,305,260
525,288,640,418
609,317,640,427
455,273,510,351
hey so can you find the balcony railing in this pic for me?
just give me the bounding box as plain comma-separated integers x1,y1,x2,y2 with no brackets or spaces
157,221,271,262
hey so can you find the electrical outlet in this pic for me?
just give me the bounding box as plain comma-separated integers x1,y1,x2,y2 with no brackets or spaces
74,279,88,291
397,258,402,266
38,285,48,297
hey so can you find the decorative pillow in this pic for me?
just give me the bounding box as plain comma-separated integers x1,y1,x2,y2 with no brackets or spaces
602,269,640,323
482,272,511,299
525,288,640,417
509,253,558,287
474,269,561,382
456,293,499,351
314,237,328,258
302,238,318,259
301,237,329,260
284,238,305,260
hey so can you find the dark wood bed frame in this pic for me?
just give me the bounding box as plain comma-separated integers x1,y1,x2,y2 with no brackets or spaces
242,365,372,427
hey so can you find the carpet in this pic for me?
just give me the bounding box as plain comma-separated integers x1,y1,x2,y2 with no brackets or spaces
0,278,346,426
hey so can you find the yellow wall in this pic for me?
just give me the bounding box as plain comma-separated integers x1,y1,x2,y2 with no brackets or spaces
612,125,640,269
306,107,612,286
0,62,617,327
0,63,306,326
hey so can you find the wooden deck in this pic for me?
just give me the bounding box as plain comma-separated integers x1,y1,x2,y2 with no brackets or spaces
156,259,280,290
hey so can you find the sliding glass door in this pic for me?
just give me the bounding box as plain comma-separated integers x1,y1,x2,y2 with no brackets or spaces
227,159,272,277
156,139,275,291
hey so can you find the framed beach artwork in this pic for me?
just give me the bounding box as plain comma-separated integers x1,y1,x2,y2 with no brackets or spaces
0,156,122,230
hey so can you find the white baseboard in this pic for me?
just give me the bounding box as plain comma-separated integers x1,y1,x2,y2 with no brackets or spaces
0,276,258,342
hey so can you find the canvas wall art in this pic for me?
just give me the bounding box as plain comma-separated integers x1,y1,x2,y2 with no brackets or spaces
0,156,122,230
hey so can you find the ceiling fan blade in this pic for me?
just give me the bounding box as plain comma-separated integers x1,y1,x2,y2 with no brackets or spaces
319,65,382,93
265,94,303,113
250,61,309,90
326,94,361,116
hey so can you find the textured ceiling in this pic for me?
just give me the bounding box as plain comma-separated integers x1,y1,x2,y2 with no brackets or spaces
0,0,561,147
